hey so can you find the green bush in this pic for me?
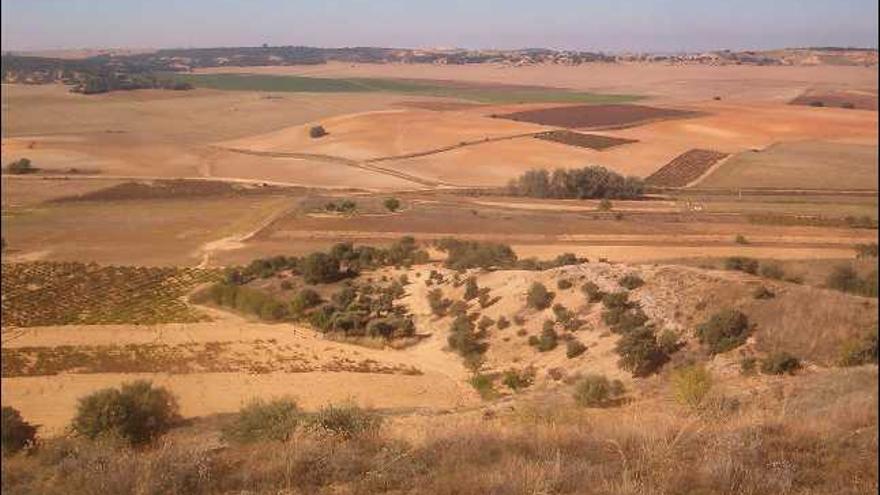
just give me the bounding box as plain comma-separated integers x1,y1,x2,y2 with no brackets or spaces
535,325,558,352
614,326,668,377
477,315,495,332
581,281,604,302
760,352,801,375
306,403,381,438
502,368,535,391
300,252,343,284
71,380,180,445
670,365,713,408
222,398,301,443
740,357,758,376
619,274,644,290
526,282,554,310
508,166,643,200
598,198,613,211
827,264,878,297
496,316,511,330
573,374,624,407
5,158,36,175
383,197,401,212
696,309,751,354
557,278,573,290
734,234,749,245
724,257,759,275
565,339,587,358
657,329,682,354
2,406,37,455
435,238,517,270
469,374,497,400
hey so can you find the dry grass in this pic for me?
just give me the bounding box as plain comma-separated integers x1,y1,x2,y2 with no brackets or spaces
2,366,875,494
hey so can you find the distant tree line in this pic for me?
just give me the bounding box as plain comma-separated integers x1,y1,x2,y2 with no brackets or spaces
507,166,644,200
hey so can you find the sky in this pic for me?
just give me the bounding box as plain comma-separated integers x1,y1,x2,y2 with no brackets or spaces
2,0,878,53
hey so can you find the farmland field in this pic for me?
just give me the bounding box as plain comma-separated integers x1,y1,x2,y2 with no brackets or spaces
533,130,638,150
646,149,729,187
171,73,642,104
1,262,221,327
696,141,879,190
496,103,699,129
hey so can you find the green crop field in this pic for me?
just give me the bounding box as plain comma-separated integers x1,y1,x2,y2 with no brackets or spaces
171,73,642,104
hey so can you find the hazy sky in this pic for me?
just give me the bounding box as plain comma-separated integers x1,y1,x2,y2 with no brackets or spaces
2,0,877,53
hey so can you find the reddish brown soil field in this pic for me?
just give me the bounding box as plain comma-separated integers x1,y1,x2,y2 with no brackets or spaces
646,149,729,187
533,130,638,150
496,104,699,129
790,91,878,111
51,179,302,202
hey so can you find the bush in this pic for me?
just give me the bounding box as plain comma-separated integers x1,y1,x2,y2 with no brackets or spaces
477,315,495,332
581,281,604,302
614,326,668,377
752,285,775,299
427,289,452,317
5,158,36,175
526,282,554,310
463,277,479,301
837,327,878,366
496,316,511,330
222,398,301,443
827,264,878,297
657,329,682,354
696,309,751,354
619,274,644,290
469,374,497,400
508,166,643,200
71,381,180,445
670,365,713,408
383,197,401,212
759,263,785,280
2,406,37,455
598,198,613,211
435,238,517,270
306,403,381,438
535,325,558,352
502,368,535,391
855,242,878,258
740,357,758,376
300,252,343,284
573,374,624,407
557,278,573,290
565,339,587,358
760,352,801,375
724,257,759,274
734,234,749,245
309,125,327,138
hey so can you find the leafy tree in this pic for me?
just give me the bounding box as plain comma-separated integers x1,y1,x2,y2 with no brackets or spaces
300,252,343,284
1,406,37,455
5,158,35,174
526,282,554,310
71,381,180,445
614,326,668,377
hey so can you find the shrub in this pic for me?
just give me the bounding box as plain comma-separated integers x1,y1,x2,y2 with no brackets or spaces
760,352,801,375
753,285,775,299
566,339,587,358
5,158,36,174
837,327,878,366
827,264,878,297
759,263,785,280
508,166,643,200
724,257,759,274
581,281,604,302
448,300,468,317
526,282,554,310
496,316,511,330
598,198,613,211
734,234,749,245
435,238,517,270
696,309,751,354
619,274,644,290
463,277,479,301
469,374,497,400
478,290,499,309
740,357,758,376
535,325,558,352
477,315,495,332
306,403,381,438
657,329,682,354
513,314,526,326
222,398,301,443
300,252,343,284
670,364,713,408
1,406,37,455
557,278,573,290
427,289,452,317
383,197,401,212
855,242,878,258
614,326,668,377
573,374,624,407
71,381,180,445
309,125,327,138
502,368,535,391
